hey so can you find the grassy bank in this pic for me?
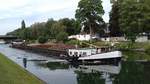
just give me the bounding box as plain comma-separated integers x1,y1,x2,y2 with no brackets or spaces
114,42,150,61
123,51,150,61
0,53,44,84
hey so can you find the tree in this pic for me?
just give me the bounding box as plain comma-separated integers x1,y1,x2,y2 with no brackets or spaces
20,20,29,40
59,18,81,35
21,20,26,29
30,22,46,39
56,32,68,42
38,36,48,44
51,22,66,39
45,18,56,37
119,0,150,42
142,0,150,34
109,1,122,37
75,0,105,35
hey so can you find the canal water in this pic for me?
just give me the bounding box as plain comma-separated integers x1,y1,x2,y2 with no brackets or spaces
0,44,150,84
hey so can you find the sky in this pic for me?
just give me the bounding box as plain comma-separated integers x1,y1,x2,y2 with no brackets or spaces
0,0,112,35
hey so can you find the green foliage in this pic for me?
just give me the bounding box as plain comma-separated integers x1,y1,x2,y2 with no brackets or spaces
75,0,105,35
145,46,150,55
51,22,66,39
115,42,150,51
109,1,122,36
123,51,150,61
113,62,145,84
30,22,46,39
45,18,56,37
115,42,134,50
59,18,81,36
118,0,150,42
56,32,68,42
145,48,150,55
93,41,111,46
66,40,80,45
75,70,104,84
46,62,69,70
7,18,80,43
38,36,48,44
21,20,26,29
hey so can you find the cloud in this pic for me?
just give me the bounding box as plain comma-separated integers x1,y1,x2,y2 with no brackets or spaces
0,0,80,20
0,0,111,35
0,0,30,10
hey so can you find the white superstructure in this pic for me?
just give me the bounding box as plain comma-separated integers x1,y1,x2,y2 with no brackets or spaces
78,51,122,60
68,48,101,57
68,48,122,61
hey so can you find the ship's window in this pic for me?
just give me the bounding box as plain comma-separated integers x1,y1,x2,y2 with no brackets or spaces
70,52,72,55
83,52,87,56
74,52,78,56
80,52,82,55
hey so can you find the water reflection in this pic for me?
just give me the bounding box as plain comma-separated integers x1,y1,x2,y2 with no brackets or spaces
36,61,120,84
113,62,150,84
37,62,69,70
37,61,150,84
75,70,105,84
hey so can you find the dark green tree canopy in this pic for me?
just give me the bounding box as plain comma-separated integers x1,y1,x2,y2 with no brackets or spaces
7,18,80,41
75,0,105,35
109,1,122,37
118,0,150,42
59,18,81,35
21,20,26,29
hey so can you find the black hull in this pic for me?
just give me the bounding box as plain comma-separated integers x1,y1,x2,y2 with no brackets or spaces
68,57,122,65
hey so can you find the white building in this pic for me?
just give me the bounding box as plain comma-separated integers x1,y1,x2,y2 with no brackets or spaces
68,34,100,41
136,36,149,42
68,34,150,42
100,36,150,42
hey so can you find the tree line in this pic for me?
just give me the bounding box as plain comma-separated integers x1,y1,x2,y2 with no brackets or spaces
7,0,150,43
7,18,81,43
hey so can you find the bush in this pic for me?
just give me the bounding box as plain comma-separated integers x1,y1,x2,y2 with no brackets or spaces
38,36,48,43
145,47,150,55
115,42,134,50
66,40,79,45
56,32,68,42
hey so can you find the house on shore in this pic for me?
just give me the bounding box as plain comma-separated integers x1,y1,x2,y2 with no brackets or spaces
68,34,150,42
68,34,100,41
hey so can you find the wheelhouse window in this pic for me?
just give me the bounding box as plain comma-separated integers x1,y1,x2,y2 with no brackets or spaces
80,52,82,55
69,52,72,55
83,52,87,56
74,52,78,56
